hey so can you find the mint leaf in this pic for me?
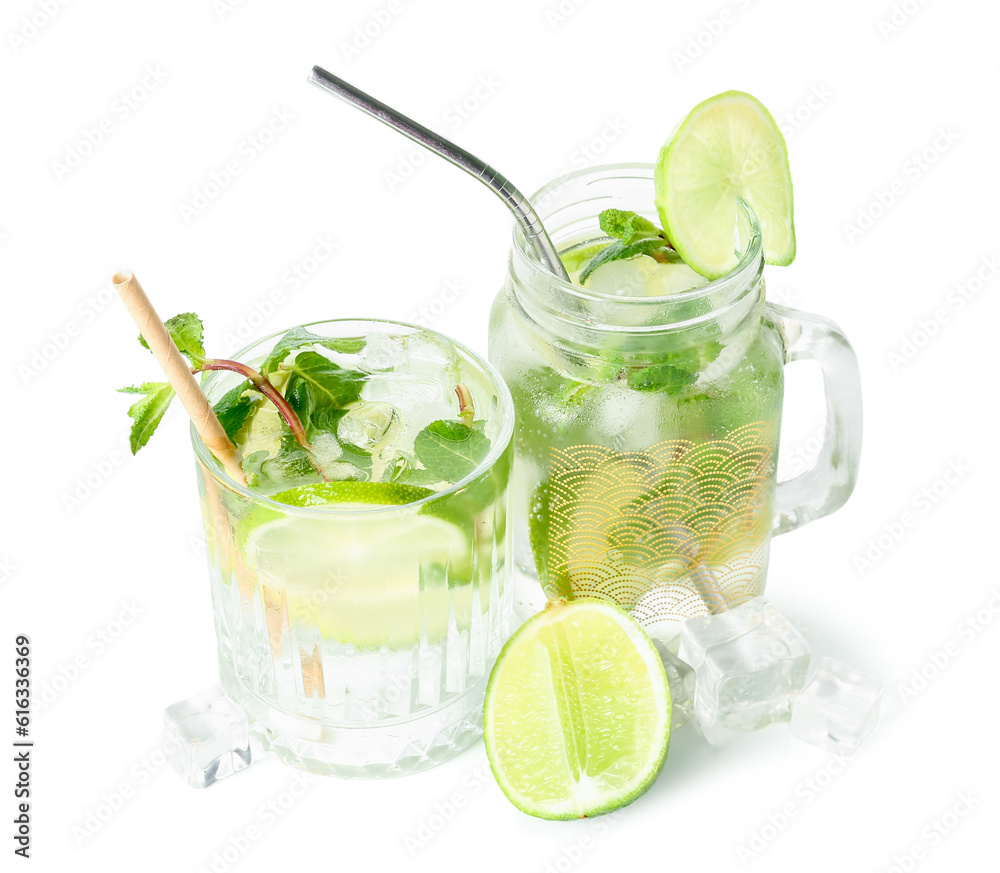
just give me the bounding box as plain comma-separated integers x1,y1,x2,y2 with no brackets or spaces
119,382,176,453
626,341,722,395
329,337,366,355
627,363,697,395
284,351,365,435
580,239,683,283
599,209,663,244
414,420,491,483
579,209,683,283
139,312,205,363
213,384,259,441
260,328,367,376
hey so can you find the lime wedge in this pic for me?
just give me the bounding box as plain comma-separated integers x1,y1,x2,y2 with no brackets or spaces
655,90,795,279
484,599,670,819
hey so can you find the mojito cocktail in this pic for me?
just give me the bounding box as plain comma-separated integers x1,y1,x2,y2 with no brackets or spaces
490,164,861,632
191,320,513,777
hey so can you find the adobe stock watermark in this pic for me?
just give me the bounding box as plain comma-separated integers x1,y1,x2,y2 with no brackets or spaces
842,126,959,244
219,234,339,354
60,423,149,515
898,587,1000,704
876,0,933,41
196,770,319,873
539,809,626,872
886,255,997,372
178,107,296,223
385,75,501,192
777,421,833,481
213,0,251,21
777,85,833,141
408,278,466,327
853,458,969,576
340,0,410,62
671,0,753,72
36,601,144,715
404,761,493,855
6,0,73,53
737,754,851,864
73,736,186,845
51,66,168,182
533,116,630,215
0,556,16,588
16,278,119,385
877,791,979,873
544,0,591,30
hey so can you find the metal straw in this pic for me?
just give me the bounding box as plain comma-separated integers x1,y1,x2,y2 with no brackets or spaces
308,65,570,282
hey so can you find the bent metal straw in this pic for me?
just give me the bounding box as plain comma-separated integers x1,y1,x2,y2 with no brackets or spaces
113,270,247,485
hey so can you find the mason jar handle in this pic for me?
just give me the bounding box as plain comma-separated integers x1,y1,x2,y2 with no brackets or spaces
767,303,863,535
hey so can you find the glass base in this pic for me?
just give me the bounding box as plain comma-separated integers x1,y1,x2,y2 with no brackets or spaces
164,678,487,787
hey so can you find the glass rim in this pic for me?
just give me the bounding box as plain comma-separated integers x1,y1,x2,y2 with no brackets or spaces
513,161,764,309
190,317,514,517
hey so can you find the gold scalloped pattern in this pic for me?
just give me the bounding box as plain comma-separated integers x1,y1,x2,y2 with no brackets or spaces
540,422,776,623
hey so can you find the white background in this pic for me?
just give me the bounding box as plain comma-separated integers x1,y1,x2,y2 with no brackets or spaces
2,0,998,870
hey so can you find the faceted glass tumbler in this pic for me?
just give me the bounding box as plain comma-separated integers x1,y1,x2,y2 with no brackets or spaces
679,597,811,744
179,320,514,781
790,656,884,755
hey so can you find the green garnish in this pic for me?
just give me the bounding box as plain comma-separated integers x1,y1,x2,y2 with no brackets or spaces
118,382,176,453
119,317,488,492
579,209,682,283
138,312,206,363
414,420,491,483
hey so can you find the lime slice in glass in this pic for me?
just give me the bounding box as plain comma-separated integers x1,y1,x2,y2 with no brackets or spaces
234,480,471,647
655,90,795,279
269,480,435,508
484,599,671,819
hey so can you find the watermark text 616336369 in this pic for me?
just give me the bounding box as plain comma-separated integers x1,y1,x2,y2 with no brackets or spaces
14,635,33,859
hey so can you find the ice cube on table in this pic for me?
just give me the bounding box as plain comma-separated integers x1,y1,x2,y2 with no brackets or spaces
164,686,252,789
679,597,811,744
652,636,696,728
790,657,884,755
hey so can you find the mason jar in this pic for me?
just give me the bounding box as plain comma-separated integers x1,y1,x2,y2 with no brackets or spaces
489,164,862,635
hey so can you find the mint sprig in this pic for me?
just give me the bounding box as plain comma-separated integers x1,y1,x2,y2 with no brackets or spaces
138,312,206,363
120,314,319,470
118,382,176,453
579,209,681,283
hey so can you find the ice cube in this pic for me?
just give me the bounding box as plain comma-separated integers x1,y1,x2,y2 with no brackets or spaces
585,255,709,297
405,331,461,373
790,657,884,755
651,636,696,728
585,255,660,297
309,431,343,468
163,686,252,789
678,597,811,744
337,402,400,453
358,331,406,372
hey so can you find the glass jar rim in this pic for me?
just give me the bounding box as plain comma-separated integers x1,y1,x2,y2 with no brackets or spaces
512,162,764,331
191,317,514,517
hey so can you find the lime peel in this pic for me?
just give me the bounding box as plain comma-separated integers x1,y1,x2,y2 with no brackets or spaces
655,90,795,280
